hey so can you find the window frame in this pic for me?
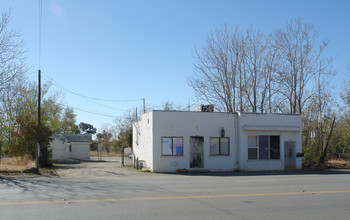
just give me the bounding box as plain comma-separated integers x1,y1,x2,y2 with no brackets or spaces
247,135,280,160
248,136,258,160
210,137,230,156
161,137,183,156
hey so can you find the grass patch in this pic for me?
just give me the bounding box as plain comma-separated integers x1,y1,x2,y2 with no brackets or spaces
0,156,35,172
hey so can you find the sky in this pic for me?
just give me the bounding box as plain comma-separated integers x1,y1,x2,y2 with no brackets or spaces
1,0,350,133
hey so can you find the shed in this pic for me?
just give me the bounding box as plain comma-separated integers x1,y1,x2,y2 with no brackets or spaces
50,134,92,162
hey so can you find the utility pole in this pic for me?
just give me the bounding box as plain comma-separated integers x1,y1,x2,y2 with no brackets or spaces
143,98,146,114
36,69,41,169
136,107,138,122
38,70,41,125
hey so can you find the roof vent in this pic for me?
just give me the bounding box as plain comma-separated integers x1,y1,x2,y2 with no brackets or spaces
194,104,214,112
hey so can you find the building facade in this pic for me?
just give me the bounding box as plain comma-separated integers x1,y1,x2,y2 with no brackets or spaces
50,134,92,162
133,111,302,172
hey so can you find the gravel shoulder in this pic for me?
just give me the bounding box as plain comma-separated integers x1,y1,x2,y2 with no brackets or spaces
52,156,150,178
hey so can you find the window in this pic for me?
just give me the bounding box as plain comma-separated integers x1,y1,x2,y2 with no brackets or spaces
248,135,280,160
248,136,257,159
162,137,183,156
210,137,229,155
69,145,72,152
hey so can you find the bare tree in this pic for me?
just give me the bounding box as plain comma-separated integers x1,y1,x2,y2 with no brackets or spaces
241,28,273,113
273,18,333,114
188,26,278,113
188,25,241,113
0,11,27,93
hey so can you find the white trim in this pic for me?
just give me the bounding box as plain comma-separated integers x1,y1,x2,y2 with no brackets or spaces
242,125,301,132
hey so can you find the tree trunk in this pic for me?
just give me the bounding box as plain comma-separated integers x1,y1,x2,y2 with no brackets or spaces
319,117,336,164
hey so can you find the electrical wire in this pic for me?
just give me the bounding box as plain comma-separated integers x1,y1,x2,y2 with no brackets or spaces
58,103,118,118
42,75,129,111
41,73,142,103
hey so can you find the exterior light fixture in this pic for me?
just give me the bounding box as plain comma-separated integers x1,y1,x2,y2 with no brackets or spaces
221,127,225,137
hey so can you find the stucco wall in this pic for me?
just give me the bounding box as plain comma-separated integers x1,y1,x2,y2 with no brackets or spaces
133,111,154,171
51,138,67,161
70,143,90,160
50,137,91,161
238,113,302,171
133,111,303,173
152,111,237,173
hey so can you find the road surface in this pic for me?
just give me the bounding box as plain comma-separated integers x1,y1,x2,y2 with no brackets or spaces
1,165,350,219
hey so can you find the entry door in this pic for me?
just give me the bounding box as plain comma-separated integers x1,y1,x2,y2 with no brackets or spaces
190,136,204,168
284,141,296,169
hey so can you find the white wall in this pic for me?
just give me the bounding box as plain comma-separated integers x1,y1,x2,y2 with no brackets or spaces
133,111,154,171
51,138,67,161
70,143,90,160
133,111,303,173
50,137,91,161
152,111,237,172
238,113,302,171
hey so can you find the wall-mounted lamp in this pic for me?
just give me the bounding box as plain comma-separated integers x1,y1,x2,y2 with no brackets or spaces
221,127,225,137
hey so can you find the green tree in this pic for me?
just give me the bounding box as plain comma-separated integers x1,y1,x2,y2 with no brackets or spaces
9,116,53,159
113,110,137,152
97,130,112,154
61,107,80,134
79,122,97,134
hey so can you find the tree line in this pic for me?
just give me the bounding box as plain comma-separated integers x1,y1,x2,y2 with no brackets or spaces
188,18,348,165
0,11,90,162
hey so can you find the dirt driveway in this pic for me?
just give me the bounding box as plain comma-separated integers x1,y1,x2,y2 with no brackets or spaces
53,156,149,178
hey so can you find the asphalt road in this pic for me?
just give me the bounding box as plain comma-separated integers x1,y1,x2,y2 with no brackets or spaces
1,169,350,220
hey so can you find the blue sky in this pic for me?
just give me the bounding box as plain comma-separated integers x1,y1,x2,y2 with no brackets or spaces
1,0,349,132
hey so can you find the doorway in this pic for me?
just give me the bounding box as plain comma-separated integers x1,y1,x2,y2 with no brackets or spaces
190,136,204,168
284,141,296,169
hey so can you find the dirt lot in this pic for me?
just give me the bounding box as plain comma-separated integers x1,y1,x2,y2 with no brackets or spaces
0,156,148,178
52,156,147,178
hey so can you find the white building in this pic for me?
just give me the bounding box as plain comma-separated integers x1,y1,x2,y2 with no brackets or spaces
133,111,303,172
50,134,92,162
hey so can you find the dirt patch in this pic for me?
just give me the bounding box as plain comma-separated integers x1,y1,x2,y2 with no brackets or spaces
0,156,142,178
316,159,350,169
0,156,35,172
52,157,143,178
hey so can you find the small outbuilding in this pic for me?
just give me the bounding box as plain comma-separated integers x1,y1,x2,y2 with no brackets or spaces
50,134,92,162
133,110,303,172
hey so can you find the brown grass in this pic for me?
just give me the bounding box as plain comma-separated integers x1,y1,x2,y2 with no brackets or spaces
0,156,35,172
325,159,350,169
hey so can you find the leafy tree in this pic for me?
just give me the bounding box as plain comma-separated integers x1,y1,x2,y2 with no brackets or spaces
113,110,137,152
9,116,53,159
79,122,97,134
61,107,80,134
114,126,132,152
97,130,112,154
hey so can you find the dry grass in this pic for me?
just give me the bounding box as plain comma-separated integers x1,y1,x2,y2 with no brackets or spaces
325,159,350,169
0,156,35,172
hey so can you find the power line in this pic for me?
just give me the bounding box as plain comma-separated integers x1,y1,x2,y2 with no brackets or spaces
42,75,129,111
41,73,142,103
59,103,118,118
